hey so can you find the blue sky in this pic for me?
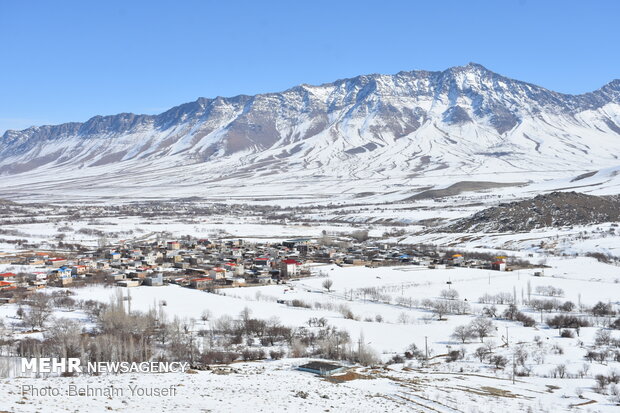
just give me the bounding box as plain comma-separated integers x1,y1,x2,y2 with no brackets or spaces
1,0,619,133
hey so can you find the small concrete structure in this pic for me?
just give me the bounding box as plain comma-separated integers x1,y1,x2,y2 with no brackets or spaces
297,361,346,376
117,279,140,287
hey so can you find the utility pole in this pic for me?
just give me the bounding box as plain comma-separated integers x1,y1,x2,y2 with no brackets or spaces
127,289,132,315
425,336,429,361
512,353,516,384
505,326,509,347
357,336,363,361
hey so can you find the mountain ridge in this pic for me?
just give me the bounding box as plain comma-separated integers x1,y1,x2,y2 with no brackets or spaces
1,62,620,203
3,62,620,141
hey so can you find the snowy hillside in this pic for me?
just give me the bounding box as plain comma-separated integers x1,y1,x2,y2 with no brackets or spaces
2,63,620,202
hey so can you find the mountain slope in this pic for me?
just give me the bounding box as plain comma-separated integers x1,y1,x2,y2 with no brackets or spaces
1,63,620,202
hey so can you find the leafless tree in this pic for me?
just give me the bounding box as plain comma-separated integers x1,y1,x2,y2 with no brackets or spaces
322,279,334,292
200,309,212,323
469,317,495,342
452,325,474,343
24,294,52,330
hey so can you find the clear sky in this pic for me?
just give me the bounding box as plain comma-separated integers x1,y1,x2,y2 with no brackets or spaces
1,0,619,133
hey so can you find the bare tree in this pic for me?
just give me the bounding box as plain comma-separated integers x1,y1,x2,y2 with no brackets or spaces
24,294,52,330
200,309,212,324
440,289,459,300
474,346,488,362
451,325,474,343
322,279,334,292
469,317,495,342
430,300,450,320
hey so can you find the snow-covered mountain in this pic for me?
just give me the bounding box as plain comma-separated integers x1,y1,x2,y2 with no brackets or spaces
2,63,620,202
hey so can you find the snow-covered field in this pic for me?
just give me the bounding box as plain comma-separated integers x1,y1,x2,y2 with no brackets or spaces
3,359,617,413
2,256,619,411
50,257,619,355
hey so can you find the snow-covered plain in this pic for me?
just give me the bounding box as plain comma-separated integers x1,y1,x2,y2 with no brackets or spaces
2,257,620,412
3,360,617,413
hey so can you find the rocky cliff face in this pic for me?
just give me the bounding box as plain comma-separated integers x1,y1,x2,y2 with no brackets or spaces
445,192,620,232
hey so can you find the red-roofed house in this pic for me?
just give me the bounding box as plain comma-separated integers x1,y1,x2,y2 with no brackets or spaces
190,277,214,290
0,272,16,281
209,267,229,279
492,261,506,271
0,281,16,291
280,259,301,277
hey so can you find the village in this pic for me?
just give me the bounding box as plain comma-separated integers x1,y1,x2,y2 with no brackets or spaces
0,233,520,301
2,229,620,412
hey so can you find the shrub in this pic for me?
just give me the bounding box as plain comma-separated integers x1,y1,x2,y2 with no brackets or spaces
559,301,575,312
595,329,612,346
560,329,575,338
290,299,311,309
404,343,425,360
515,312,536,327
591,301,615,317
241,348,266,361
490,355,508,368
339,305,356,320
200,351,239,365
388,354,405,364
446,350,462,362
547,315,590,332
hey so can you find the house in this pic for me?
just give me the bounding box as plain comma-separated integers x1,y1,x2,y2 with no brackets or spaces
143,273,163,286
280,259,301,277
167,241,181,250
451,254,464,265
492,261,506,271
27,257,46,265
31,271,47,280
47,258,67,268
224,262,245,276
52,267,73,279
228,277,246,287
28,279,47,288
282,238,311,249
116,279,140,287
256,274,275,284
96,261,110,270
298,361,346,376
190,277,214,290
0,272,16,282
0,281,16,291
71,265,88,276
253,257,271,268
209,267,228,279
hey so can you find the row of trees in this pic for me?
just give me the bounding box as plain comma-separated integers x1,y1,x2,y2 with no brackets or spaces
7,291,381,375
